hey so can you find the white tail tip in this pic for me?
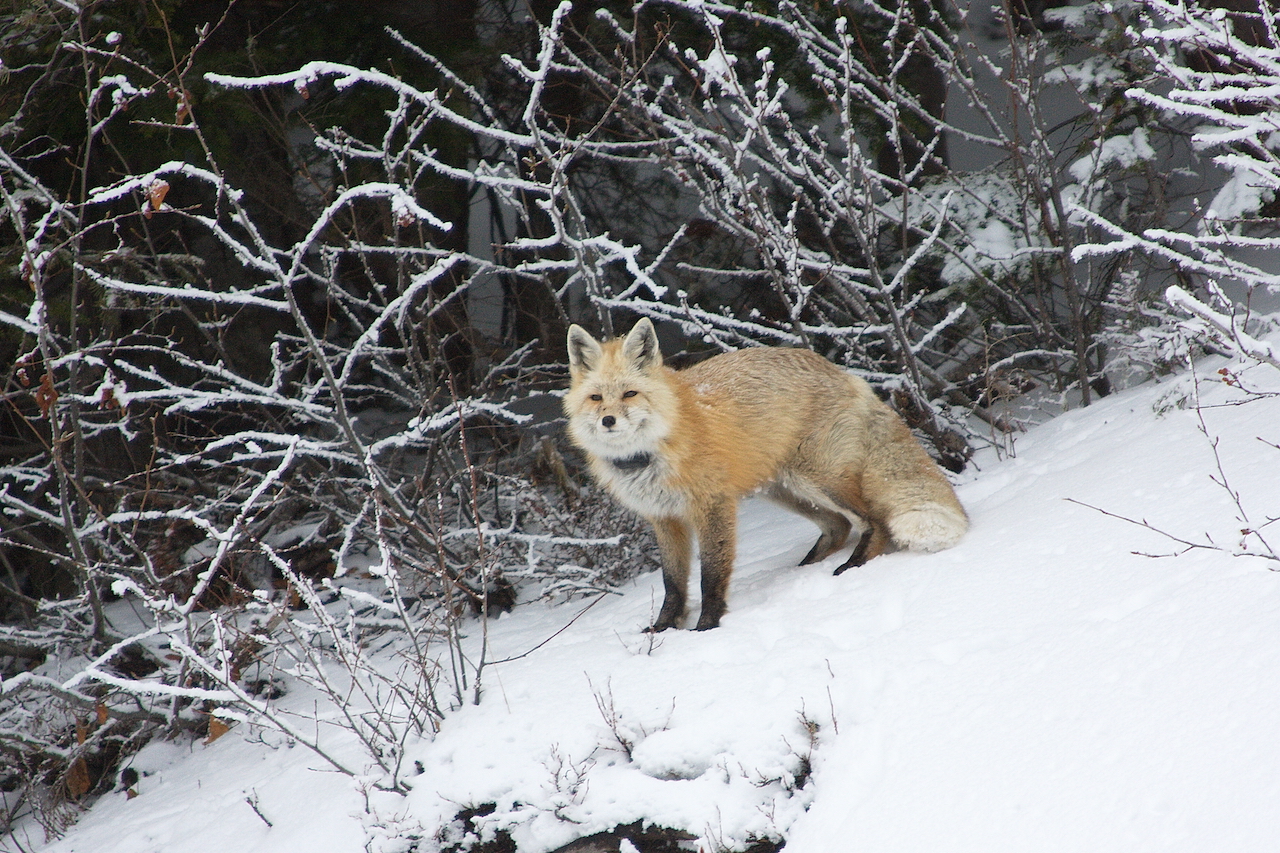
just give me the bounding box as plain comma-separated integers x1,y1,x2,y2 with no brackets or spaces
889,504,968,553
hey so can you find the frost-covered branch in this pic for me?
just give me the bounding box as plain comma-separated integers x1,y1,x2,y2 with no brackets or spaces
1068,0,1280,370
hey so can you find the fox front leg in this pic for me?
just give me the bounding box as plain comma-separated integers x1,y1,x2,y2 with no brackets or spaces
649,516,693,632
694,500,737,631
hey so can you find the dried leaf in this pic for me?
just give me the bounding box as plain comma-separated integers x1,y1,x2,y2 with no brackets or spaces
95,702,109,726
126,787,139,800
147,179,170,212
66,757,91,798
75,719,88,746
205,716,231,744
34,372,57,418
99,383,121,410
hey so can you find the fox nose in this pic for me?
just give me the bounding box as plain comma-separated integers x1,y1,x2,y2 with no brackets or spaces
601,415,616,428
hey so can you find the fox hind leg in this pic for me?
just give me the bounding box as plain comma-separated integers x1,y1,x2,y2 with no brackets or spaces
832,518,891,575
819,478,893,575
766,482,854,565
801,523,851,565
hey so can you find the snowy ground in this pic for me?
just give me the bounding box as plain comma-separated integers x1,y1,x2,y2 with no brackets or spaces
14,347,1280,853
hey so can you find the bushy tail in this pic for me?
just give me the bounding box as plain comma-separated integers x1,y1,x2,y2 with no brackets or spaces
888,502,968,553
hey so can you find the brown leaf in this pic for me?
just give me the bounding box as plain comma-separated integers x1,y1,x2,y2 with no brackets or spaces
96,702,109,726
126,787,139,800
175,91,191,125
66,757,92,798
147,179,170,212
205,716,231,744
34,372,57,418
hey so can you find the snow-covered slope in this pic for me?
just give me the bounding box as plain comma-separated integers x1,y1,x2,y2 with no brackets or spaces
20,351,1280,853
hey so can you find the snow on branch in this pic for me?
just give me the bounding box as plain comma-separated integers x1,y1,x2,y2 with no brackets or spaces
1166,285,1280,370
1069,203,1280,294
206,62,538,149
76,265,289,311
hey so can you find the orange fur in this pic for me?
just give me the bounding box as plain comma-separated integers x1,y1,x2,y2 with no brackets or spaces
565,318,967,631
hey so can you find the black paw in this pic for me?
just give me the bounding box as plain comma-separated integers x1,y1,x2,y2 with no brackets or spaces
833,554,867,576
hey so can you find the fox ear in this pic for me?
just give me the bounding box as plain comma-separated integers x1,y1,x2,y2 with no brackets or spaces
567,324,603,374
622,317,662,372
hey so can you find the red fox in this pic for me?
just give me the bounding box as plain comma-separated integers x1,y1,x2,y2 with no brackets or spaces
564,318,968,631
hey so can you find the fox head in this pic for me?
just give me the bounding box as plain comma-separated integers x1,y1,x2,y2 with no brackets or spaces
564,318,675,460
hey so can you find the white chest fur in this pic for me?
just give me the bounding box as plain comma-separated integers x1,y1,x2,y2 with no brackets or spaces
594,454,687,520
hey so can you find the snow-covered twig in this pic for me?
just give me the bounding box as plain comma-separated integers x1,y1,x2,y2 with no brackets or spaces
1165,285,1280,371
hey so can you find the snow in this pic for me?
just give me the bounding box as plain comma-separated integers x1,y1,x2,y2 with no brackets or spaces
693,44,738,94
1205,166,1276,223
1068,128,1157,185
17,347,1280,853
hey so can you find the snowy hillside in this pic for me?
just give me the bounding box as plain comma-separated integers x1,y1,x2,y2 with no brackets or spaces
17,348,1280,853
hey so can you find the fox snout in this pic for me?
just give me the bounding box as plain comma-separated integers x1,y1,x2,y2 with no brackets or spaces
601,414,617,428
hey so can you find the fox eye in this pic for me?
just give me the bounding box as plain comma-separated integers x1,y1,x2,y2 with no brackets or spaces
589,393,602,402
622,390,638,399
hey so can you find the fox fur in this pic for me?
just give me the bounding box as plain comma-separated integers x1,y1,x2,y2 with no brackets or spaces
564,318,968,631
